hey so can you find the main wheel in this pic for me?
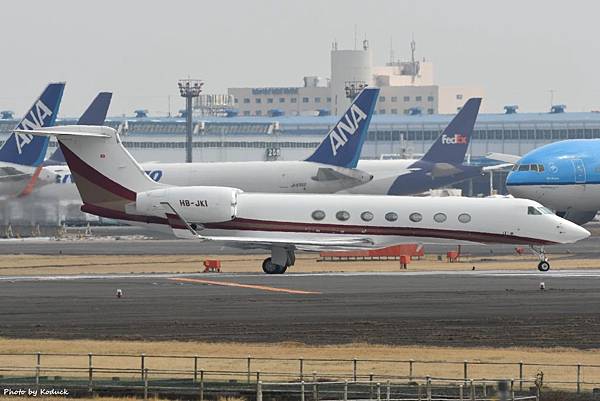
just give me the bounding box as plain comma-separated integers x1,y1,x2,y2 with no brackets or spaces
537,261,550,272
262,257,286,274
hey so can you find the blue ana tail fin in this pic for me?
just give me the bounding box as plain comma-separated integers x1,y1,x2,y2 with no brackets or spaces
305,87,379,168
420,98,481,165
44,92,112,166
0,82,65,166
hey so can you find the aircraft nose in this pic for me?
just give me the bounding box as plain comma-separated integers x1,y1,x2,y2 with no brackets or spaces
561,220,591,243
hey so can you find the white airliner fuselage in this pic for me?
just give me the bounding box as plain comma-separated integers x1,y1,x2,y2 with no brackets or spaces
35,159,416,201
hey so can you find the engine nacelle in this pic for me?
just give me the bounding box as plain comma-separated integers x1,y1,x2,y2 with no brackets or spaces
135,186,241,223
556,209,597,226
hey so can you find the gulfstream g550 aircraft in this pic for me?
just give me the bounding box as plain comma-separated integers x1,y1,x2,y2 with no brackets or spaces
22,125,590,273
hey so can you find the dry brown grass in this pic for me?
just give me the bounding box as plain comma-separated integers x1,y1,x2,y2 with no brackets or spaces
0,253,598,276
0,338,598,391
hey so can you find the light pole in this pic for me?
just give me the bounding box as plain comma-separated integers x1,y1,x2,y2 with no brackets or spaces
178,79,203,163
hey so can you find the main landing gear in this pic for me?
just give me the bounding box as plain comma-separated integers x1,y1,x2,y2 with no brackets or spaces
262,247,295,274
530,245,550,272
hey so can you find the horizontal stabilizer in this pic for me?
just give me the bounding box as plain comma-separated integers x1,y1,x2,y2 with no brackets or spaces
45,92,113,166
16,128,111,138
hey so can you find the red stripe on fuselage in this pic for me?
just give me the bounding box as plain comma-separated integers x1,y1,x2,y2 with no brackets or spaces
60,143,137,201
81,203,555,246
203,218,555,246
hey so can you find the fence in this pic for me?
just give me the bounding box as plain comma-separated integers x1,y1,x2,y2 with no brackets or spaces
0,352,598,398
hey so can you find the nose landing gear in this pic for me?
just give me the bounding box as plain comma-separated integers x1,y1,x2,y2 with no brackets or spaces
530,245,550,271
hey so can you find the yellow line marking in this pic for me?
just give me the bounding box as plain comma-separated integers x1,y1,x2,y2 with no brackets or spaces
169,277,322,295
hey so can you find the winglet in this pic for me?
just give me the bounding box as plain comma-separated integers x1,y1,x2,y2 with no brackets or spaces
305,87,379,168
0,82,65,167
420,98,481,165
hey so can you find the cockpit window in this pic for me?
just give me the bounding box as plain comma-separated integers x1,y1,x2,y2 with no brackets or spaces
514,163,544,173
539,207,554,214
528,206,542,215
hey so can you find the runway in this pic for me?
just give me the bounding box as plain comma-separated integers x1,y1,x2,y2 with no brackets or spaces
1,270,599,348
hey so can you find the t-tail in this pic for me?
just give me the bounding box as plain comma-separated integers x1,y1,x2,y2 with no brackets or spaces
19,125,162,222
0,82,65,167
419,98,481,165
44,92,113,166
305,87,379,169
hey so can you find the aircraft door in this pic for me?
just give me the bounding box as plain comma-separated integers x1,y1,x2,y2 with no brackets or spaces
572,159,586,184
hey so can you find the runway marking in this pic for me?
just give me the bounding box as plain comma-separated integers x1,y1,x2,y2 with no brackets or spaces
168,277,322,295
2,269,600,282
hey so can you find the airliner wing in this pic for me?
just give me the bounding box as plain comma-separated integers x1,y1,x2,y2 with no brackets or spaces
312,166,373,183
482,163,514,172
486,152,521,164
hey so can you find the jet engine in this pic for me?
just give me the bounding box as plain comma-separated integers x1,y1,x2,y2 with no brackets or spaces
135,186,241,223
556,209,597,226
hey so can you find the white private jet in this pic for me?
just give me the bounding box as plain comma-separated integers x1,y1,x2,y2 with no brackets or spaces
22,125,590,274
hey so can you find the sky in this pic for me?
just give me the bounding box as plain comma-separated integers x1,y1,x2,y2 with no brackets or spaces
1,0,599,117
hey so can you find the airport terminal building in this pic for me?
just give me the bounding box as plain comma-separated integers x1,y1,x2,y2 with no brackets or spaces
228,41,482,117
2,106,600,197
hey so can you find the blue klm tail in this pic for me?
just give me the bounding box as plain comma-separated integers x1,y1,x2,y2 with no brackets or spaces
305,87,379,169
0,82,65,166
44,92,113,165
420,97,481,165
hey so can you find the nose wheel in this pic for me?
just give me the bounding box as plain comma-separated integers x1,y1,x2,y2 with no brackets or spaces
537,261,550,272
530,245,550,272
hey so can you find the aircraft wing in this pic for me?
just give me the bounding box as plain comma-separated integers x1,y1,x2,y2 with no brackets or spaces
312,166,373,183
160,202,374,250
482,163,514,172
486,152,521,164
196,235,374,250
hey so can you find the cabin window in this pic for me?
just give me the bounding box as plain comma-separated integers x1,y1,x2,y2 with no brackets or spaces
527,206,542,215
312,210,326,221
385,212,398,222
361,211,374,222
433,213,447,223
409,212,423,223
458,213,471,223
336,211,350,221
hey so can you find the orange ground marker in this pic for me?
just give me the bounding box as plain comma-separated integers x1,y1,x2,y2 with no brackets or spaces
169,277,322,295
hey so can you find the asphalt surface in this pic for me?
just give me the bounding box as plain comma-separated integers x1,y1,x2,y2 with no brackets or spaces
1,270,599,348
2,234,600,257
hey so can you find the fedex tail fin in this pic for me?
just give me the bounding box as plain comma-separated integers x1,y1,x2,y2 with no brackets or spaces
44,92,113,166
305,87,379,169
0,82,65,166
20,125,161,218
420,98,481,165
